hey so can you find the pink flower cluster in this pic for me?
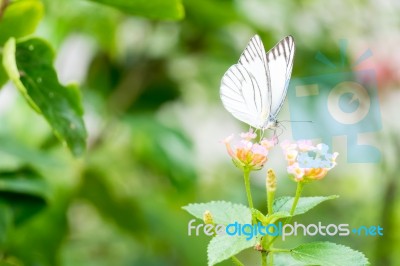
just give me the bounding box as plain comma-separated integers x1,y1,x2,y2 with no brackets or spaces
224,130,276,171
281,140,339,182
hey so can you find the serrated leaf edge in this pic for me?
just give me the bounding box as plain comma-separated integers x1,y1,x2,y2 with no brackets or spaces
291,241,369,266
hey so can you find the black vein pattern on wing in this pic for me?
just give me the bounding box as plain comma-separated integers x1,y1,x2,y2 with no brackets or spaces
221,67,250,115
220,64,264,125
234,65,256,115
246,40,265,113
238,35,271,117
233,65,258,113
278,36,294,115
252,36,273,117
222,74,242,97
266,35,295,117
247,70,262,113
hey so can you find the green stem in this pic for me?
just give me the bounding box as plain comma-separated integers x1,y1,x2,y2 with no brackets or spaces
262,252,267,266
268,252,274,266
265,181,306,248
289,181,304,218
267,187,275,216
243,169,256,224
265,172,276,265
261,235,269,250
231,256,244,266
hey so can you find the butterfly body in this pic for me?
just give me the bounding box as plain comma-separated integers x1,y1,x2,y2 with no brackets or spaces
220,35,295,131
264,116,279,130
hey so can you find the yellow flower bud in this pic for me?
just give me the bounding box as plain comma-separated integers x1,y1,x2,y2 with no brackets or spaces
267,169,276,192
203,210,214,224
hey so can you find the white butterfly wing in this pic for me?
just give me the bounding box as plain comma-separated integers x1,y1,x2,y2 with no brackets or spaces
266,36,295,117
219,65,256,127
220,35,270,129
220,35,295,129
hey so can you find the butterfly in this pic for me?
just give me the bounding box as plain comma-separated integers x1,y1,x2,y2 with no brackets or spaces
220,35,295,131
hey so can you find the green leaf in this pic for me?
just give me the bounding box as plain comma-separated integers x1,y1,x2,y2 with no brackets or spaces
291,241,369,266
2,38,87,156
0,204,13,245
0,0,44,45
183,0,239,28
0,167,48,225
0,55,7,89
208,234,257,266
7,190,69,265
182,201,251,225
78,169,147,236
127,115,196,190
87,0,184,20
273,195,339,217
274,253,307,266
0,262,18,266
0,136,60,171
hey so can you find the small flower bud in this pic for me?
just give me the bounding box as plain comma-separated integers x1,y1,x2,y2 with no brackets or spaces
203,210,214,224
267,169,276,192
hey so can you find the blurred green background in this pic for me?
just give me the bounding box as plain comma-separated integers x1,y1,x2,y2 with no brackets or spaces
0,0,399,265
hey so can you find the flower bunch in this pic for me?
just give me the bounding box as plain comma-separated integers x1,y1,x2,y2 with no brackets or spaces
224,130,276,171
281,140,339,182
187,132,367,266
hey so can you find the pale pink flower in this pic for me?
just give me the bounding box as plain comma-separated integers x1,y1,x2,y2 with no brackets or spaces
285,149,298,165
240,129,257,140
261,138,276,150
223,135,235,156
287,163,305,181
280,140,297,151
297,140,314,152
224,130,275,171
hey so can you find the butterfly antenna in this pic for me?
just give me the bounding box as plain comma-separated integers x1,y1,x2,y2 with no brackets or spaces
279,120,313,123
